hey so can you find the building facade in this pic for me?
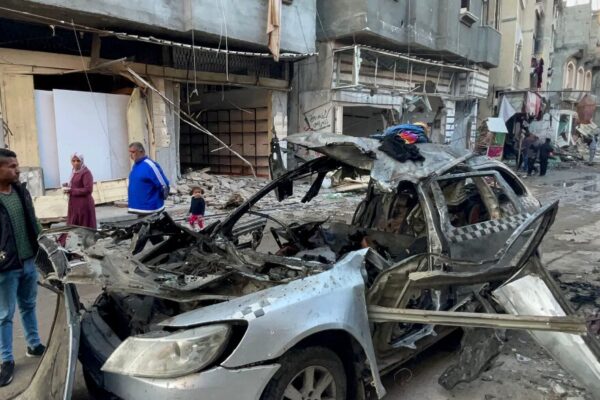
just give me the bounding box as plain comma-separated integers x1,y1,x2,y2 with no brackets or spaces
549,0,599,113
289,0,502,152
0,0,317,189
482,0,560,120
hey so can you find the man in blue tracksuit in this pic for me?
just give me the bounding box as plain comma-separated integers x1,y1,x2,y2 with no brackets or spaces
127,142,170,215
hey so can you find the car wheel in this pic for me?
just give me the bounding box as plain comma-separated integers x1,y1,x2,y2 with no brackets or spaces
261,346,347,400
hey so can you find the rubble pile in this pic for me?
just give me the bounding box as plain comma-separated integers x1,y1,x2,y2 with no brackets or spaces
175,168,271,208
173,169,365,220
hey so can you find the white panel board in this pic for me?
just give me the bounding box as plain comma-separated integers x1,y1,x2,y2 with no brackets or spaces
53,89,112,183
34,90,60,188
106,93,131,179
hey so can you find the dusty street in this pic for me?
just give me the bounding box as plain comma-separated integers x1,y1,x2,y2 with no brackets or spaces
1,164,599,400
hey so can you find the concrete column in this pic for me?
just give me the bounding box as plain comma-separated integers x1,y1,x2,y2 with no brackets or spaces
149,77,179,185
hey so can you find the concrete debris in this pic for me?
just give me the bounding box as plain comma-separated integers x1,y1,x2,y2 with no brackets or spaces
551,382,568,397
516,353,532,363
224,193,245,209
438,328,503,390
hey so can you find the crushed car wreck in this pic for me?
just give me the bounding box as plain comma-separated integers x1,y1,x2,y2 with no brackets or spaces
13,133,600,400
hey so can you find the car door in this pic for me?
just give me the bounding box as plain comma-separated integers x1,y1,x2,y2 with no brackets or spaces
11,236,81,400
428,170,557,272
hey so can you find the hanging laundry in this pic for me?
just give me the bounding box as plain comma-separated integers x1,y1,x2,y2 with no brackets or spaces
530,58,539,89
536,58,544,89
371,124,430,143
499,96,517,122
525,92,541,118
399,131,419,144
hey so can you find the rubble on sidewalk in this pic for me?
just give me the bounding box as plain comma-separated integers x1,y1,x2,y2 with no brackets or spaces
173,167,367,215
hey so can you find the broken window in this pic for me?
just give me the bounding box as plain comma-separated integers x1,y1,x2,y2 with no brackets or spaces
437,175,516,228
430,172,526,262
351,181,428,262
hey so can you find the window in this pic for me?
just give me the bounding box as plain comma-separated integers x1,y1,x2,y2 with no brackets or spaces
515,42,523,65
565,62,576,89
461,0,471,11
577,67,585,90
593,0,600,11
585,70,593,90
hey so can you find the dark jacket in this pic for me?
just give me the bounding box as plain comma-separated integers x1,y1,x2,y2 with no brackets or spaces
0,183,40,273
527,139,540,159
538,142,554,160
189,196,206,216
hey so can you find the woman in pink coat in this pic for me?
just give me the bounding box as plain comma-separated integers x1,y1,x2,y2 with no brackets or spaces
64,153,97,229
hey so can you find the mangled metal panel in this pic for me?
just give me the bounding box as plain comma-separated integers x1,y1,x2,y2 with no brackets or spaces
367,305,587,334
160,249,387,398
286,132,470,190
494,274,600,399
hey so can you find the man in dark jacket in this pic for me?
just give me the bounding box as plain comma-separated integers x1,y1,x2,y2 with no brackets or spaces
0,149,45,387
527,135,540,176
538,138,554,176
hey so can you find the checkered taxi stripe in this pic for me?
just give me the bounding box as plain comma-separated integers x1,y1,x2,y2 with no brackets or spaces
232,298,273,320
447,213,531,243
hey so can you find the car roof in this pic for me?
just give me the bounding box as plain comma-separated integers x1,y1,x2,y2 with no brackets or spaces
287,132,494,190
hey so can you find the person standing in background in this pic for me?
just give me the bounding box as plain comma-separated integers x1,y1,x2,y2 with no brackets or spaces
188,186,206,231
527,135,540,177
63,153,96,228
538,138,554,177
127,142,170,215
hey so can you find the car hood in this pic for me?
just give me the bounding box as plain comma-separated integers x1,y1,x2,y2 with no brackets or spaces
35,214,333,303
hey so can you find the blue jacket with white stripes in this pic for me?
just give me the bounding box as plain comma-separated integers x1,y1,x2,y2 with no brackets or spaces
128,156,170,214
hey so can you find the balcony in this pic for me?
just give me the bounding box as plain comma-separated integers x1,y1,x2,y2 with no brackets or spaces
318,0,501,67
475,25,502,68
5,0,317,53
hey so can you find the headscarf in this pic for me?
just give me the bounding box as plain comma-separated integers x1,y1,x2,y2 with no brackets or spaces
69,152,88,184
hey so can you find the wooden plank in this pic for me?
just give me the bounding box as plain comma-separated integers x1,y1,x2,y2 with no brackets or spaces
217,110,230,121
255,121,268,132
242,109,256,121
33,195,68,220
242,121,255,132
230,122,243,133
218,122,230,134
2,74,40,166
256,107,269,120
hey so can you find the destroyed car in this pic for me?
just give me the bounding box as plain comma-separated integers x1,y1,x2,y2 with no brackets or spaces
15,133,600,400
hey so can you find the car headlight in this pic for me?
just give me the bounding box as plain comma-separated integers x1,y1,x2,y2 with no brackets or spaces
101,324,231,378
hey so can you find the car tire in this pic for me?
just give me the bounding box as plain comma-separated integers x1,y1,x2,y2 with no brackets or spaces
261,346,347,400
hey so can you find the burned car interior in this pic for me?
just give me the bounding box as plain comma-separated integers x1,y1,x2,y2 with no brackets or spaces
16,133,600,400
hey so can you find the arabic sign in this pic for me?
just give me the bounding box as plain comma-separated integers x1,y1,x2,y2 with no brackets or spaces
303,104,332,131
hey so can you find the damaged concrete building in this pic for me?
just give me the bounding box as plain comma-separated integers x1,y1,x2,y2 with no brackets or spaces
481,0,559,119
0,0,317,197
548,0,600,119
0,0,508,197
289,0,501,156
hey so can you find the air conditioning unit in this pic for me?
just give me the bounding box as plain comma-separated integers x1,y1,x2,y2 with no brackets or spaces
460,9,479,27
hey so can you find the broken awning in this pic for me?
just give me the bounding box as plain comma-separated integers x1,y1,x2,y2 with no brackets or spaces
286,132,470,190
486,117,509,134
